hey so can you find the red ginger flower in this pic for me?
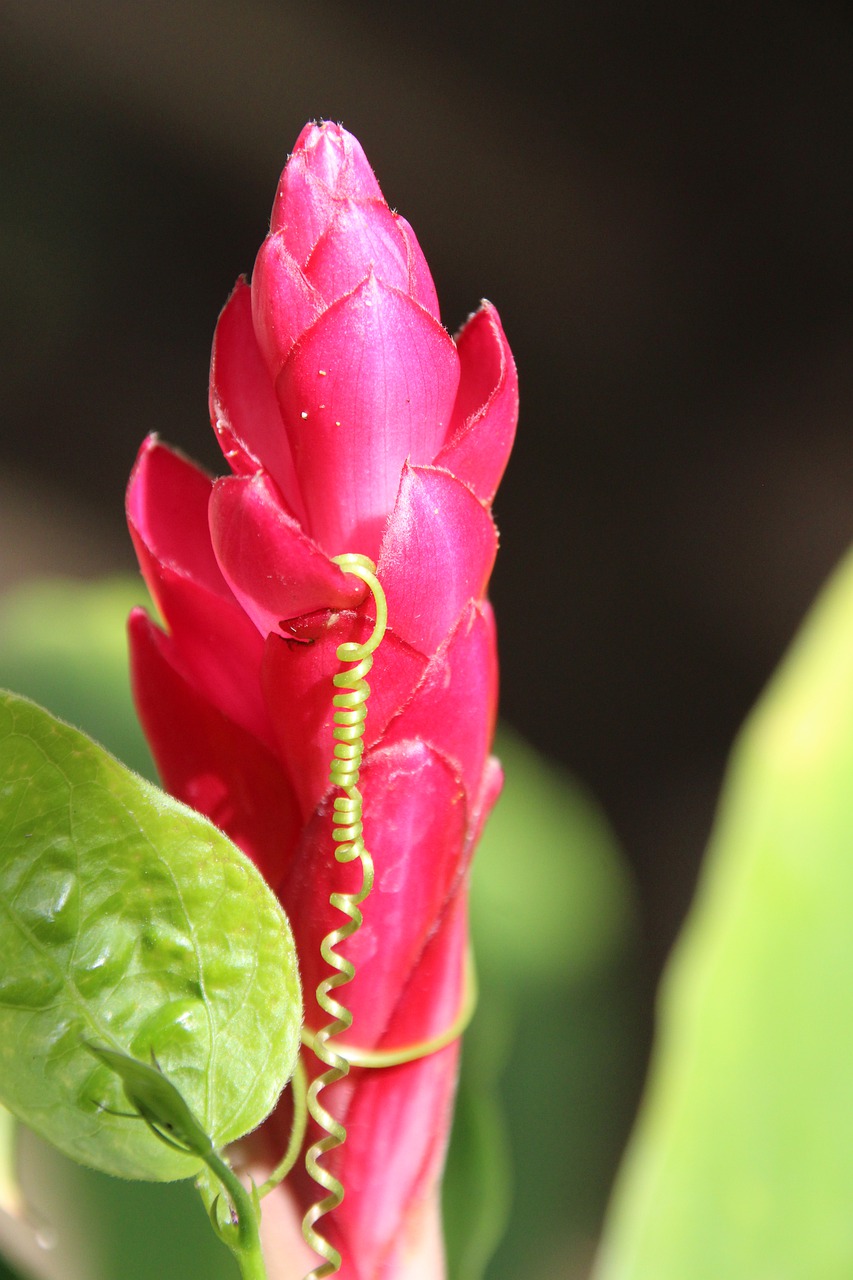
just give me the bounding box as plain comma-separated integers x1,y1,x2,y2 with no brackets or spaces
127,121,517,1279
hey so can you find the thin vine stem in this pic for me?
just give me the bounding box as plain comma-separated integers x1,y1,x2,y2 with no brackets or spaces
258,1056,309,1198
205,1150,268,1280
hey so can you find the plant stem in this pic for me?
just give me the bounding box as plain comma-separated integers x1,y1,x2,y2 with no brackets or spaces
233,1242,269,1280
205,1150,268,1280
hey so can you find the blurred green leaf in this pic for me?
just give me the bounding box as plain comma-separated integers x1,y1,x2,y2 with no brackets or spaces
595,544,853,1279
472,728,637,985
0,578,155,780
0,689,302,1182
15,1125,239,1280
443,999,513,1280
445,728,645,1280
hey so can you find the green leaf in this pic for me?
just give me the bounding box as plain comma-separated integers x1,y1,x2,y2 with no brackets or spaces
0,689,302,1183
83,1047,218,1159
444,727,644,1280
0,578,156,781
442,1001,512,1280
595,544,853,1279
471,727,637,986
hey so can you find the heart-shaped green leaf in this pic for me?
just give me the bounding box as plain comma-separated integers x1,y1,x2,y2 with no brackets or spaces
0,689,301,1182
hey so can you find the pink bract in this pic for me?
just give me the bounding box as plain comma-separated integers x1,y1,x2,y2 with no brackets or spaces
128,120,517,1280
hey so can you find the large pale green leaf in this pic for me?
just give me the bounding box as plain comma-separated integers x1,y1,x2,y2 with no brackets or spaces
595,544,853,1280
0,690,301,1183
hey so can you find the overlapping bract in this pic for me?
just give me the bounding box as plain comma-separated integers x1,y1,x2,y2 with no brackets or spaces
127,121,517,1279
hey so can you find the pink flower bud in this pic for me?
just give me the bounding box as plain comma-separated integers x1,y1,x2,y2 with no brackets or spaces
127,121,517,1279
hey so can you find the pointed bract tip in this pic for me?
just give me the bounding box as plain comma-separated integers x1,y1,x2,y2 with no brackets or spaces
275,121,383,211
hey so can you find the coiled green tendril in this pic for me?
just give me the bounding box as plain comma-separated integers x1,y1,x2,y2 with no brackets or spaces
302,554,387,1280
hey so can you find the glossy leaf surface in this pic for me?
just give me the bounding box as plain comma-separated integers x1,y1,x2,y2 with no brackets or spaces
596,544,853,1279
0,690,301,1182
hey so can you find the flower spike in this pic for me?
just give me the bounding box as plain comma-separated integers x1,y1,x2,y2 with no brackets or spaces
127,120,518,1278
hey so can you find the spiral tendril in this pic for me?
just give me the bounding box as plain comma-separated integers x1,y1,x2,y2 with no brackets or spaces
303,554,387,1280
300,946,478,1070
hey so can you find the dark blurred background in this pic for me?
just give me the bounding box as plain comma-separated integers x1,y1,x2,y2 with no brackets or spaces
4,0,853,1059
